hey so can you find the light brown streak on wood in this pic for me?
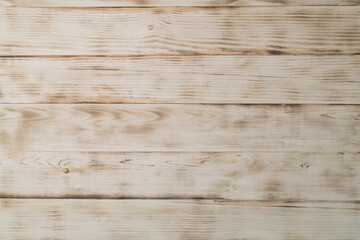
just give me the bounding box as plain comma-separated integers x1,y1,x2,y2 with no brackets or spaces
213,200,286,206
43,95,167,104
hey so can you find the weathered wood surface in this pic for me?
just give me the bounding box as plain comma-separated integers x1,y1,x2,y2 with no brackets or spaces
0,104,359,152
1,199,359,240
1,56,360,104
1,7,359,56
1,151,359,201
0,3,359,239
1,0,359,7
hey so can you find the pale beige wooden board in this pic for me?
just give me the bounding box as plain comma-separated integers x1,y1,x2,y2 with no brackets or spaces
1,151,359,201
1,7,359,56
1,0,360,7
0,104,359,152
1,56,360,104
1,199,359,240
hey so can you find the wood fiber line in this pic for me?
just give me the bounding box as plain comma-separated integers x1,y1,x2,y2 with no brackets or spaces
0,104,359,152
1,0,359,7
1,56,360,104
0,151,359,201
0,199,359,240
1,7,359,55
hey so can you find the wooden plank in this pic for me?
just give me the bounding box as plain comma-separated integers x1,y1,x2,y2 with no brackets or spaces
0,104,359,152
1,56,360,104
1,0,359,7
1,199,359,240
1,7,359,56
0,151,359,201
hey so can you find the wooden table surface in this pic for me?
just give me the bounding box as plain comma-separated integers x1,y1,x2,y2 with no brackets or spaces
0,1,359,239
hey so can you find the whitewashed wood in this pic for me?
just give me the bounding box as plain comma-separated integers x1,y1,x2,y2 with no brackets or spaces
1,7,359,56
0,151,359,201
0,104,359,152
1,199,359,240
1,56,360,104
1,0,359,7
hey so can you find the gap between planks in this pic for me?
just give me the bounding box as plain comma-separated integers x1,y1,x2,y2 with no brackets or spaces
0,197,359,205
2,52,359,57
1,0,360,7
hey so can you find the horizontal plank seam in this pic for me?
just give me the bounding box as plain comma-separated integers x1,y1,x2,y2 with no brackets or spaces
4,4,360,9
4,6,360,9
0,151,359,154
1,103,360,107
1,197,359,204
0,150,360,153
0,102,358,105
0,196,224,200
1,103,360,105
0,151,359,153
1,53,360,58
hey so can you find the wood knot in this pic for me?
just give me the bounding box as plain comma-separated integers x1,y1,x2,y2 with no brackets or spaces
148,25,153,30
62,168,70,174
301,163,310,170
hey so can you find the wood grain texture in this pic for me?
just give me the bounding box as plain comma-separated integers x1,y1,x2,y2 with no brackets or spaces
0,104,359,152
1,151,359,201
1,0,359,7
1,56,360,104
1,199,359,240
1,7,359,56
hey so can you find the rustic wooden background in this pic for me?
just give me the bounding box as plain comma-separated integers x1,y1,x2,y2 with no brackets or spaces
0,1,359,239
